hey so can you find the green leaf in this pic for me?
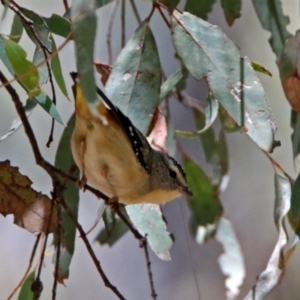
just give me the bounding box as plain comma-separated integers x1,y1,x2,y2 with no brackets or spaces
103,206,116,236
20,7,52,84
176,93,218,138
126,204,173,260
0,36,63,125
5,38,40,97
50,35,69,98
194,108,229,189
10,14,23,43
44,14,71,38
215,218,245,299
160,0,179,11
220,0,241,26
252,0,291,58
171,11,276,152
96,0,113,8
159,69,184,102
54,114,79,280
251,61,272,77
18,271,35,300
0,99,36,142
72,0,98,105
96,219,128,247
245,171,291,299
184,156,223,231
290,172,300,234
106,21,162,135
219,104,241,133
184,0,216,20
34,92,64,124
279,30,300,81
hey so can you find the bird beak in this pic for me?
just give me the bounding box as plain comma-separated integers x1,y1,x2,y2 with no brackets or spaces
179,186,193,196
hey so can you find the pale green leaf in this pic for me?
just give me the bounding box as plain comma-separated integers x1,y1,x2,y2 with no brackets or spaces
252,0,291,58
126,204,172,260
159,69,184,102
10,14,23,43
44,14,71,38
215,218,245,300
106,21,161,135
171,11,276,152
18,271,35,300
72,0,98,105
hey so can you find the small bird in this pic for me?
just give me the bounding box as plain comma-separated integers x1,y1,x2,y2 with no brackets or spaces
70,72,192,205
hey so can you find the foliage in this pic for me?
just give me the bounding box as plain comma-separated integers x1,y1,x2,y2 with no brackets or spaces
0,0,299,300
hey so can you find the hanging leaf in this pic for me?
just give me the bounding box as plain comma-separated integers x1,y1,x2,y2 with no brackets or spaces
0,160,58,233
176,93,219,138
106,21,162,135
171,11,276,152
0,99,36,142
160,0,179,12
95,61,112,86
20,7,52,84
220,0,241,26
44,14,71,38
72,0,98,105
279,31,300,111
215,218,245,300
50,34,69,99
126,204,173,261
184,0,216,20
18,271,35,300
184,155,223,241
5,38,40,97
252,0,291,58
10,14,23,43
54,114,79,282
219,104,241,133
103,206,116,236
251,61,272,77
244,170,292,299
159,69,184,102
96,219,128,247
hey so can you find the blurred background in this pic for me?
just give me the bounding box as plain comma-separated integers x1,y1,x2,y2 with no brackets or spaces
0,1,299,299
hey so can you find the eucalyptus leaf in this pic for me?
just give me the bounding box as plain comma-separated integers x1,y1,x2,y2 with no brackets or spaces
54,114,79,281
252,0,291,58
159,69,184,102
72,0,98,105
171,11,276,152
220,0,241,26
184,0,216,20
20,7,52,84
106,21,161,135
10,14,23,43
126,204,173,261
44,14,71,38
18,271,35,300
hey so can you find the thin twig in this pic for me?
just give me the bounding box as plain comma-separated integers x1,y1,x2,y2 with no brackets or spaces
129,0,142,24
58,197,126,300
62,0,69,11
141,236,157,300
156,3,171,29
6,234,41,300
121,0,125,47
107,0,119,65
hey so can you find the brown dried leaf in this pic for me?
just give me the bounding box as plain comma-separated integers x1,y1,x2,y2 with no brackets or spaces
94,61,112,86
0,160,58,233
282,74,300,112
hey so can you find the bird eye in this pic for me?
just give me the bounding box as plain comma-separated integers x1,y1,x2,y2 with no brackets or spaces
169,169,177,178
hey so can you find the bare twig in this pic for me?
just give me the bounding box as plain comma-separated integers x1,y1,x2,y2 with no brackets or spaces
107,0,119,65
6,234,41,300
141,236,157,300
58,197,126,300
156,3,171,29
129,0,141,24
121,0,125,47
